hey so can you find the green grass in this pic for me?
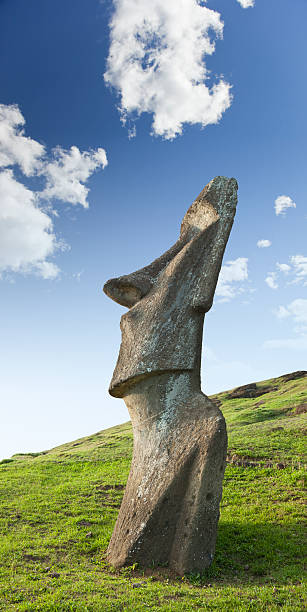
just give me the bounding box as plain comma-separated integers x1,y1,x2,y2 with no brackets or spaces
0,372,306,610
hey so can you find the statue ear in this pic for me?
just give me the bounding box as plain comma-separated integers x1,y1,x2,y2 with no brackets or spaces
157,220,221,313
180,196,219,239
190,219,231,312
181,178,237,311
161,211,235,314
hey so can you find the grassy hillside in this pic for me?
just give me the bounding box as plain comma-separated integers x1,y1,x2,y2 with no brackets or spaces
0,371,306,611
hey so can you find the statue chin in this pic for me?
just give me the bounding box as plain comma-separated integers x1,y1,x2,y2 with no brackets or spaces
103,176,238,574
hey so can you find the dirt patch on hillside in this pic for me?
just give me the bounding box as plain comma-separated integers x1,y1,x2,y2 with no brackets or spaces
225,371,306,401
295,403,307,415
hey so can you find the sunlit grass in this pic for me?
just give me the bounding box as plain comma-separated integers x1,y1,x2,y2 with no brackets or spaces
0,372,306,610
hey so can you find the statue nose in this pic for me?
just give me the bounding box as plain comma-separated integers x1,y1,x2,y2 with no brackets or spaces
103,276,149,308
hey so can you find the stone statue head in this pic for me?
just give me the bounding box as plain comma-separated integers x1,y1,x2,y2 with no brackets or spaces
104,176,238,397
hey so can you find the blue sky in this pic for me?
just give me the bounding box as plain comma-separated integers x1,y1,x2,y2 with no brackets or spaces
0,0,306,459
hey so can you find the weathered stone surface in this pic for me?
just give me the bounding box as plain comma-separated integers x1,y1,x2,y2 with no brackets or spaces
103,176,238,574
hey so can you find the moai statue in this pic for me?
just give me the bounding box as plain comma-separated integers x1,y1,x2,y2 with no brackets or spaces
103,176,237,575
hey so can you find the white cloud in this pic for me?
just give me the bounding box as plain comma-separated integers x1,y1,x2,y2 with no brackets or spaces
34,261,60,279
236,0,255,7
285,298,307,328
41,146,108,208
276,262,291,274
257,239,271,248
104,0,232,139
274,305,290,320
0,170,59,279
274,195,296,216
0,104,108,279
0,104,45,176
265,299,307,351
266,256,307,290
265,272,278,290
290,255,307,285
216,257,248,301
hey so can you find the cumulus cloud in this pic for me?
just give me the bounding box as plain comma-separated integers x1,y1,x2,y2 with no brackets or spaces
41,146,108,208
0,170,59,279
0,103,45,176
288,299,307,326
0,104,108,279
268,256,307,289
236,0,255,7
276,262,291,274
274,305,290,319
274,300,307,329
265,272,278,290
104,0,232,139
290,255,307,285
216,257,248,301
274,195,296,216
257,239,271,248
265,298,307,350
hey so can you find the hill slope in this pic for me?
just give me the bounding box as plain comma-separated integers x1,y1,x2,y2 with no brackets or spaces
11,369,306,467
0,371,306,611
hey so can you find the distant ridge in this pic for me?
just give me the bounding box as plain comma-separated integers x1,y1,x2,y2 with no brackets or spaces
222,370,306,400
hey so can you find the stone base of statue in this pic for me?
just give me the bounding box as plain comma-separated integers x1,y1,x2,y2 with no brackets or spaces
106,372,227,574
104,176,237,575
